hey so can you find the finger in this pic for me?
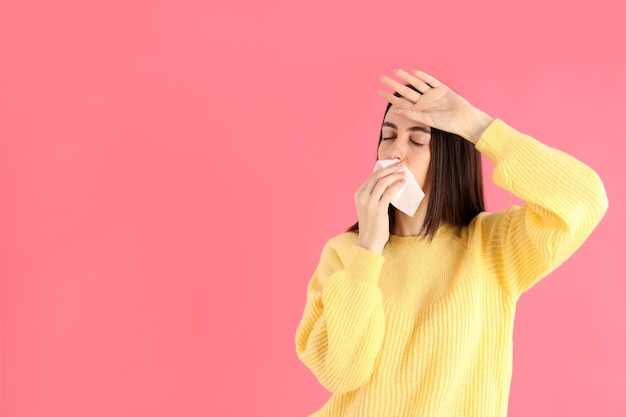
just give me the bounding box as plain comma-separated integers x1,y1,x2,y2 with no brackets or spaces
379,74,421,102
372,172,405,202
371,171,406,202
412,70,443,88
393,69,432,93
362,162,404,195
378,176,407,205
378,90,413,109
366,160,404,185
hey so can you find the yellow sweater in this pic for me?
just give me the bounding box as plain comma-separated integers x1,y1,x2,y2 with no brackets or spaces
295,119,608,417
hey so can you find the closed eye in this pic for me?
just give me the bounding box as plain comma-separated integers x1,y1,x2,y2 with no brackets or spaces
383,137,424,146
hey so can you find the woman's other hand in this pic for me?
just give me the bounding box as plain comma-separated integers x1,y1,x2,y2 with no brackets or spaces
378,69,494,144
353,161,406,255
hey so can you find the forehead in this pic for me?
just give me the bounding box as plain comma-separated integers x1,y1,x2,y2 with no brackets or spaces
383,106,431,130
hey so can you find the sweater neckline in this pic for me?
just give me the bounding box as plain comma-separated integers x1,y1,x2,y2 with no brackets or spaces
388,223,456,246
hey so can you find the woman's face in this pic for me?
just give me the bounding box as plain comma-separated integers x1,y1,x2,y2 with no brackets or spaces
377,105,432,192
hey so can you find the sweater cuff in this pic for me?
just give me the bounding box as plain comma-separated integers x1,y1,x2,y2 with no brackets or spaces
474,119,525,163
345,244,385,285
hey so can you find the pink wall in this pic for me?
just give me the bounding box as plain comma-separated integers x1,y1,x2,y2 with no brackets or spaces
1,0,624,416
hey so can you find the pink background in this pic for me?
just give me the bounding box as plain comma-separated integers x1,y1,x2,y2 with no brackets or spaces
1,0,624,416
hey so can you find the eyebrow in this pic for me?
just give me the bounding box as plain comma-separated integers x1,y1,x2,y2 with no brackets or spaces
382,121,430,133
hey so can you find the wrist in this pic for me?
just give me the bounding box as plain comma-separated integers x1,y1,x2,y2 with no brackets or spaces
462,110,495,145
355,238,384,256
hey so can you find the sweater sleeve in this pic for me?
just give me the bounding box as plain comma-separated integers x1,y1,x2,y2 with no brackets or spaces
295,237,386,394
472,119,608,297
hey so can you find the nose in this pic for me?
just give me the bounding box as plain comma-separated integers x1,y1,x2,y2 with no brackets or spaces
388,137,408,160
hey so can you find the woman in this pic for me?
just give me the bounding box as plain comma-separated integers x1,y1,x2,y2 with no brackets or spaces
294,69,608,417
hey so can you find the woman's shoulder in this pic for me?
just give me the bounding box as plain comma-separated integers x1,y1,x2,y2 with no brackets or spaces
310,231,361,274
323,231,360,253
458,206,523,242
469,207,520,226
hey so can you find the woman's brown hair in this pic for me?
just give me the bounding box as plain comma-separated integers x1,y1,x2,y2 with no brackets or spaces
346,85,485,241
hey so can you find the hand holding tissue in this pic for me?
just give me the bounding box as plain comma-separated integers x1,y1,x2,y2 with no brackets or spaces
373,160,425,217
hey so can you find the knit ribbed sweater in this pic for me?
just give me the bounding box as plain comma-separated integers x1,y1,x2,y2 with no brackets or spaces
295,119,608,417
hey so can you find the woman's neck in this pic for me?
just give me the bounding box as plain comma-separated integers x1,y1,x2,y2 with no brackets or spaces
390,194,430,237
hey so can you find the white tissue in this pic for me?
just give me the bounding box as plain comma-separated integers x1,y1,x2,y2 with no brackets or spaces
373,159,425,217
